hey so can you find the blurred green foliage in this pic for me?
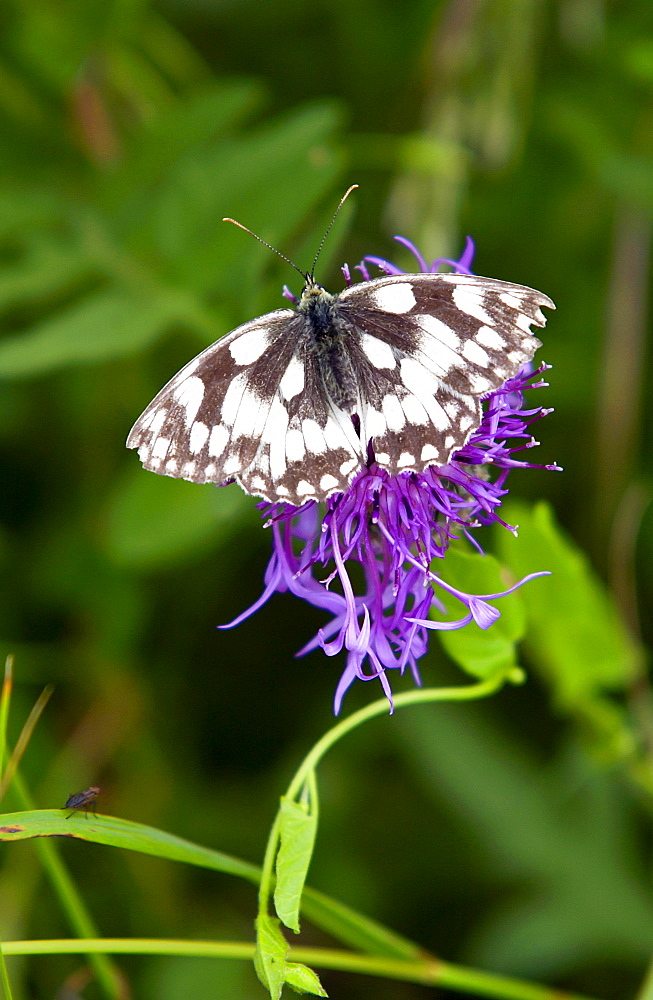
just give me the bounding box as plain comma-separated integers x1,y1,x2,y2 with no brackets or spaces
1,1,653,998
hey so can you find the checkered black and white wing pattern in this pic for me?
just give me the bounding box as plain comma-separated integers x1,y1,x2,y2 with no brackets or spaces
126,308,365,506
128,271,553,506
337,272,553,475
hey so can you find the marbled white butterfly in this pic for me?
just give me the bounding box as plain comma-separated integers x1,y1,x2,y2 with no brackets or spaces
127,196,554,507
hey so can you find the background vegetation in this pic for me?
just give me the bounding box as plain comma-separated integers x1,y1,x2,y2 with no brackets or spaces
1,0,652,997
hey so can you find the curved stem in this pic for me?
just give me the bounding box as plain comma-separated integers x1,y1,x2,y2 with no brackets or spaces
286,673,507,801
1,938,599,1000
258,674,507,927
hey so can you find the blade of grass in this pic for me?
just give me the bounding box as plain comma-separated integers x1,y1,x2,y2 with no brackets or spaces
0,685,54,805
0,657,14,779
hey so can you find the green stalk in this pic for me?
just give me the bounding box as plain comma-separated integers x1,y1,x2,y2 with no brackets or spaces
1,938,599,1000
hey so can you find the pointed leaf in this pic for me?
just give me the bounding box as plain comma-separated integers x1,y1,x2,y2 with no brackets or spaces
284,962,328,997
254,914,288,1000
274,795,318,933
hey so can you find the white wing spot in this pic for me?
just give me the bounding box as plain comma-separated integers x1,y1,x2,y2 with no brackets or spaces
400,359,450,430
297,480,316,496
209,425,229,458
360,333,396,369
221,373,248,426
375,452,391,465
147,408,167,437
279,355,305,401
417,315,461,350
515,312,534,332
204,463,216,476
444,435,456,451
320,474,340,491
372,282,416,314
507,349,527,364
174,376,205,427
189,421,209,454
452,285,494,326
250,475,266,489
222,455,241,475
401,393,429,425
381,394,406,433
475,325,504,350
230,387,263,440
182,461,196,476
285,428,306,463
397,452,415,467
275,485,290,496
152,437,170,459
229,327,269,365
421,443,440,462
165,458,178,472
468,373,494,393
462,340,490,367
302,418,327,455
362,406,386,439
340,457,359,475
267,398,290,481
500,292,522,309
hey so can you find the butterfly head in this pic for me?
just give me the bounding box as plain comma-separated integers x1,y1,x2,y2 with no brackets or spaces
299,277,332,304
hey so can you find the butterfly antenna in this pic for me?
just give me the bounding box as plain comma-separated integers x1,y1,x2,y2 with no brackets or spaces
222,218,308,283
308,184,359,282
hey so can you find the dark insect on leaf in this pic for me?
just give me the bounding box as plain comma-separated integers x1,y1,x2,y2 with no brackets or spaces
64,786,100,819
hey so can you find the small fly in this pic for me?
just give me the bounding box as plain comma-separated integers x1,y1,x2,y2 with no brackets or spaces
64,786,100,819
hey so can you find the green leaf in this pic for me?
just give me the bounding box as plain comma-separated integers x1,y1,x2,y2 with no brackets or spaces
274,795,318,933
254,914,288,1000
0,809,261,883
0,288,188,377
283,962,328,997
435,545,527,679
496,502,640,706
106,470,254,569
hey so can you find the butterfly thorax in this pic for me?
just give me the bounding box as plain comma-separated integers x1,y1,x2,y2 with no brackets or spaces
298,282,358,411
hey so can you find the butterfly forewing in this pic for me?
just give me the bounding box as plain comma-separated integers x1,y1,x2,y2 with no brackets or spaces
334,273,553,475
127,271,554,504
127,309,296,485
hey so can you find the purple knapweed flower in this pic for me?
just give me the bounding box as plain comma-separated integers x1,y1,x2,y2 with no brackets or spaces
222,237,558,713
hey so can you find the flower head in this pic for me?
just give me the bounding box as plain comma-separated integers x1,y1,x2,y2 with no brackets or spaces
222,237,557,713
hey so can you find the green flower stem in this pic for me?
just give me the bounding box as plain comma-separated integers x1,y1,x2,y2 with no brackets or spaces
286,674,508,801
1,938,599,1000
257,674,508,936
